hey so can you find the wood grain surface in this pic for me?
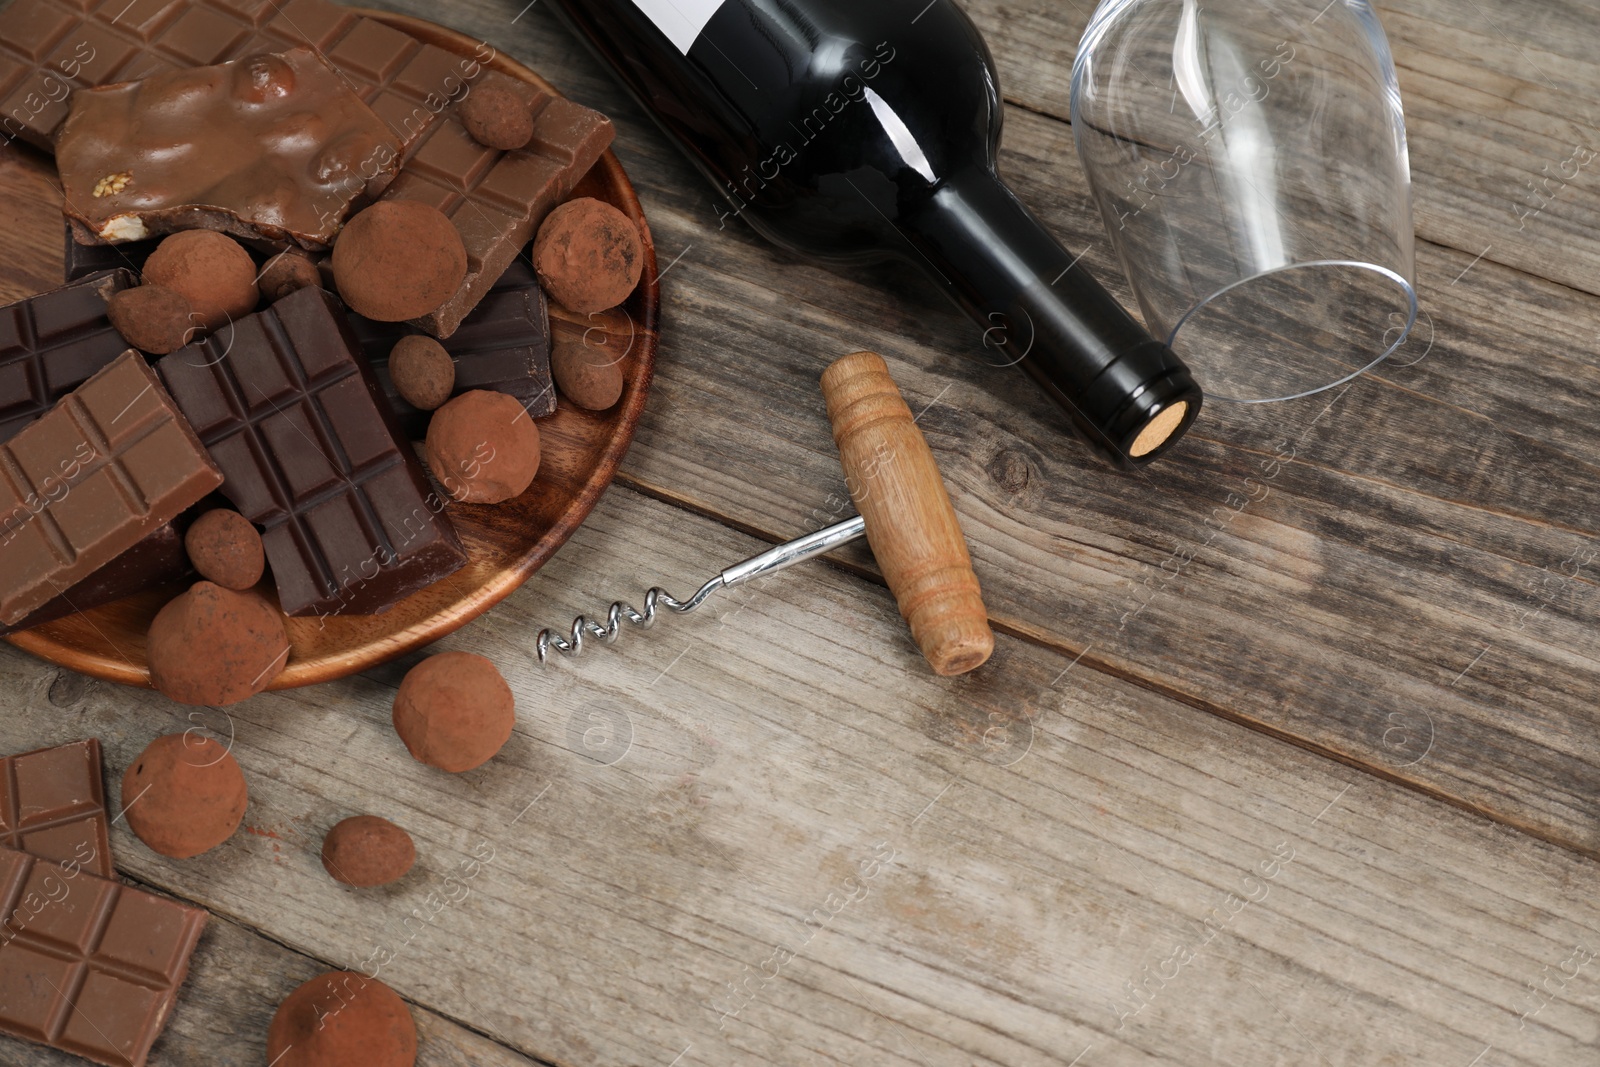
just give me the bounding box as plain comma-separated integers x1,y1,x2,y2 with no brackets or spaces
0,0,1596,1064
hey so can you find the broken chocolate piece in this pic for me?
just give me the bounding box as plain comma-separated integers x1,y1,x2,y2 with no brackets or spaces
0,739,113,879
0,521,190,636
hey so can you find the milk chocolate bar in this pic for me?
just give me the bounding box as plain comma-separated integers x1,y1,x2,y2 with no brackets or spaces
0,739,113,878
350,257,555,437
383,70,614,337
0,845,206,1067
156,285,468,617
0,350,221,626
0,270,139,443
0,520,190,636
0,0,483,156
57,48,402,248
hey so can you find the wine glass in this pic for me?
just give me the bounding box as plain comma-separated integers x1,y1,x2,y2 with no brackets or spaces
1071,0,1416,403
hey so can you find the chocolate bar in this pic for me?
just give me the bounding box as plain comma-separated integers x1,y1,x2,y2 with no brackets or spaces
57,48,402,248
350,257,555,437
0,0,483,156
0,520,190,636
0,845,206,1067
0,270,139,443
156,285,468,617
0,739,112,879
0,350,221,626
382,70,615,337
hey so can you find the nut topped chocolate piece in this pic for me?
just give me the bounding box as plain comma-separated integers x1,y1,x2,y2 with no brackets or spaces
57,47,402,249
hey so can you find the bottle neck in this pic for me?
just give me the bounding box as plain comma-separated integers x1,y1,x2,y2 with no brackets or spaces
900,166,1199,465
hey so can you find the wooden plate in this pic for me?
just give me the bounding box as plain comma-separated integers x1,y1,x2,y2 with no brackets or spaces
0,14,658,690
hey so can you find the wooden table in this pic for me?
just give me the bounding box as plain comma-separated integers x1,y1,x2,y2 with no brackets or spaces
2,0,1599,1063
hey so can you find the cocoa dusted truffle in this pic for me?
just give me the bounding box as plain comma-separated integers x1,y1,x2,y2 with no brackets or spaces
184,508,265,590
392,651,515,772
389,335,455,411
532,197,644,314
459,83,534,151
106,284,196,355
147,581,289,705
322,815,416,887
122,733,248,859
268,972,417,1067
424,390,540,504
259,250,324,303
551,338,625,411
142,230,260,330
332,201,467,322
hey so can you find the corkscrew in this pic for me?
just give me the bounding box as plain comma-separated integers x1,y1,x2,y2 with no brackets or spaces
532,351,996,677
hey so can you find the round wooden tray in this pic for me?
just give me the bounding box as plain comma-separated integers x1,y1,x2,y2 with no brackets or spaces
1,15,658,690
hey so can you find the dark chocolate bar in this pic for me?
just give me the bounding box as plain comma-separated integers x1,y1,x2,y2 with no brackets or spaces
0,845,206,1067
156,285,468,617
382,70,615,337
0,739,112,879
0,520,190,636
0,270,139,444
0,350,222,626
57,48,401,248
350,257,554,437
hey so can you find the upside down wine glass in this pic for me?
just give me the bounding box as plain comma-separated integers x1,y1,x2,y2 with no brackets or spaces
1072,0,1416,403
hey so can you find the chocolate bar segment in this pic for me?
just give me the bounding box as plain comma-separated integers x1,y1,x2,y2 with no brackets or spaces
0,350,222,626
0,520,190,635
0,270,139,444
350,257,555,437
57,47,402,248
383,70,615,337
0,739,113,879
156,285,468,617
0,845,206,1067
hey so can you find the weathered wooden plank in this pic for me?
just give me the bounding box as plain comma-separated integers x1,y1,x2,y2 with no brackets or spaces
1,487,1597,1065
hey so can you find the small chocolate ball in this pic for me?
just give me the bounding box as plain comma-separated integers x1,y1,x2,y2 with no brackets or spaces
459,83,533,151
332,201,466,322
106,284,197,355
122,733,248,859
389,336,455,411
184,509,264,590
142,230,259,330
532,198,644,314
424,390,540,504
259,250,323,303
551,339,625,411
147,581,289,706
392,651,514,773
268,972,417,1067
322,816,416,887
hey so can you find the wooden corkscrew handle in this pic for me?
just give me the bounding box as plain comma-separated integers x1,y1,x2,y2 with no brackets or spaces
821,351,994,676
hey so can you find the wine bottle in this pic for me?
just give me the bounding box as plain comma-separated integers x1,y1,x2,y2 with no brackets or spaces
546,0,1201,466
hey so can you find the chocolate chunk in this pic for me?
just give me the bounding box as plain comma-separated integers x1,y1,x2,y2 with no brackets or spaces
58,48,402,248
0,845,207,1067
0,270,139,444
0,521,190,636
64,222,159,283
349,257,555,438
0,739,113,879
0,350,223,626
381,70,614,338
156,285,468,618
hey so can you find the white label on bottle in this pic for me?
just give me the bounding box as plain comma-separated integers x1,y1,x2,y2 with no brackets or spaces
633,0,724,54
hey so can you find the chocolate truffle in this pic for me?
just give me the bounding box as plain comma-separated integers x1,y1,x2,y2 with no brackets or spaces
332,201,467,321
122,733,248,859
185,508,265,590
147,581,289,705
268,972,417,1067
106,284,196,355
424,390,540,504
389,335,455,411
322,815,416,887
532,198,644,314
393,651,515,773
459,82,534,151
142,230,260,330
259,250,324,303
551,339,625,411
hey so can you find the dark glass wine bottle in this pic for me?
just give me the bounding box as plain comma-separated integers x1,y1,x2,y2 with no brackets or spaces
547,0,1201,466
